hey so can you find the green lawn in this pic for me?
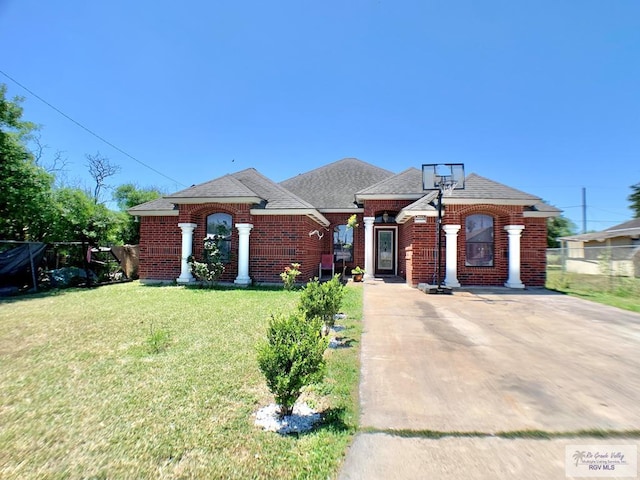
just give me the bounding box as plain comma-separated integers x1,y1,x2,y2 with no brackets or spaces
0,282,363,479
546,270,640,313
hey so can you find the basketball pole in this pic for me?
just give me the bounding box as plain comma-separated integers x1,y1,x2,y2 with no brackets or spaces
428,184,453,294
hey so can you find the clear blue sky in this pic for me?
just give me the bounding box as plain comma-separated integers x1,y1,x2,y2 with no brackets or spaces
1,0,638,231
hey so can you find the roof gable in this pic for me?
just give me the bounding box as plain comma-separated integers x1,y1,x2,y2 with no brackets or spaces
166,171,262,203
280,158,394,210
357,167,424,197
605,218,640,231
231,168,317,210
448,173,541,202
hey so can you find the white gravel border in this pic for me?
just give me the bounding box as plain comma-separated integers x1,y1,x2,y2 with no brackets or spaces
254,402,321,434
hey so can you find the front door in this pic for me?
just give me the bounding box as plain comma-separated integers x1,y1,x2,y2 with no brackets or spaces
375,229,395,275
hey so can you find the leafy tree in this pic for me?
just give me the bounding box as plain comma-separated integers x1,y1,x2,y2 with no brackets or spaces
257,312,327,417
629,183,640,218
547,215,576,247
113,183,162,244
50,187,123,245
0,84,56,240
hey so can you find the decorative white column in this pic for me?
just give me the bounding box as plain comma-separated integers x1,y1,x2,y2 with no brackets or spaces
363,217,375,280
443,224,461,288
177,223,197,284
234,223,253,285
504,225,525,289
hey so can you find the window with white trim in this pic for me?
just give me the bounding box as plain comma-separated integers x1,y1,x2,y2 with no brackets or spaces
465,214,494,267
206,213,232,263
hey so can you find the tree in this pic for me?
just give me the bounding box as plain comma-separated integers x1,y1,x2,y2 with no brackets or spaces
629,183,640,218
112,183,162,244
0,84,56,241
50,187,123,245
547,215,576,247
86,152,120,203
257,312,327,417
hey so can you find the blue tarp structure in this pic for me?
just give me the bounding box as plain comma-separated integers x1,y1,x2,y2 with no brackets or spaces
0,242,48,288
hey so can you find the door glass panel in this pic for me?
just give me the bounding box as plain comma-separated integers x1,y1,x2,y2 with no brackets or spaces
378,230,393,270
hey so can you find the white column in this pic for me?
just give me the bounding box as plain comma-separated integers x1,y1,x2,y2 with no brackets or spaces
443,224,461,287
504,225,525,289
177,222,197,284
363,217,375,280
234,223,253,285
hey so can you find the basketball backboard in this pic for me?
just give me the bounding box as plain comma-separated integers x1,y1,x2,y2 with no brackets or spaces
422,163,465,192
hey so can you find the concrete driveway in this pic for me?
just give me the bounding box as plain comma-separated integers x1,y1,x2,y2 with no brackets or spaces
339,279,640,479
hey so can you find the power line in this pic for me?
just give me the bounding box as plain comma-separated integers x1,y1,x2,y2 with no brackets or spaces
0,69,187,188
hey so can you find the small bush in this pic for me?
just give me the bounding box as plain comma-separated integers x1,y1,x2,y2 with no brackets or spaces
257,312,328,416
280,262,301,290
299,275,346,334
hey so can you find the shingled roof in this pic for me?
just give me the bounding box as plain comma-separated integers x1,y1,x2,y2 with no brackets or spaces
356,168,425,198
280,158,394,210
445,173,543,203
129,160,559,223
128,197,179,216
129,168,329,224
561,218,640,242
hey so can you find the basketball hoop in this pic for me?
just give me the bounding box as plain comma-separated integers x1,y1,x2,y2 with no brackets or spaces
421,163,466,294
441,180,458,197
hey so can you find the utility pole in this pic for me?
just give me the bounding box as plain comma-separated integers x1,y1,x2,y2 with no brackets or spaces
582,187,587,234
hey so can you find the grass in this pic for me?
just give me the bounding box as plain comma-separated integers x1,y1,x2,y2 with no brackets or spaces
546,270,640,313
0,281,363,479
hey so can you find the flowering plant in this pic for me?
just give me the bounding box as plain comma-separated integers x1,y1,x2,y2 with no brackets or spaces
280,262,301,290
188,235,225,284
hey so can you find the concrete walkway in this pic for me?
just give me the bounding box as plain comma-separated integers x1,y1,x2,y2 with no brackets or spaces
338,278,640,479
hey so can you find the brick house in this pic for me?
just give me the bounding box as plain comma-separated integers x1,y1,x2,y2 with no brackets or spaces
129,158,560,288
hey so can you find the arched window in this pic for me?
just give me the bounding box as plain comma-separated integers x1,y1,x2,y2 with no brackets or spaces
206,213,232,263
465,214,494,266
333,225,353,262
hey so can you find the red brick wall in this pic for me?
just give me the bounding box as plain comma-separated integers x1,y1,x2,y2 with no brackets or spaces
405,218,438,286
183,203,251,283
249,215,323,283
522,217,548,286
139,204,336,284
138,216,182,281
138,200,548,287
449,205,518,286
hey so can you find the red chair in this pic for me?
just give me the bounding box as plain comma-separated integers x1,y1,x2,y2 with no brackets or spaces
319,254,335,279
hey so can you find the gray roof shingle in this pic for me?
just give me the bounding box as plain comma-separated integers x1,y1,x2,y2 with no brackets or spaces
166,172,261,201
128,197,178,215
280,158,394,209
447,173,542,201
561,217,640,242
357,168,425,196
231,168,318,210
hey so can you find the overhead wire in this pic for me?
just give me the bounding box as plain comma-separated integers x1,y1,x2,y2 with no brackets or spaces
0,69,187,188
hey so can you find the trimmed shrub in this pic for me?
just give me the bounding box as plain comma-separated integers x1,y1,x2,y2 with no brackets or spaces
257,312,328,416
298,275,345,334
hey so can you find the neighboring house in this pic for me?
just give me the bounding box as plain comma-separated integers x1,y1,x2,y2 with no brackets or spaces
129,158,560,288
559,218,640,277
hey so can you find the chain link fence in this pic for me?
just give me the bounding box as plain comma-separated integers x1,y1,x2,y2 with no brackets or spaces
547,244,640,295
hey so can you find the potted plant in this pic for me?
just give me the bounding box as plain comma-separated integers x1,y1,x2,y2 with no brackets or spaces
351,266,365,282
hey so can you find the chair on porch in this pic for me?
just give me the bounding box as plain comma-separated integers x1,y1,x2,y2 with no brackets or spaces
319,254,335,279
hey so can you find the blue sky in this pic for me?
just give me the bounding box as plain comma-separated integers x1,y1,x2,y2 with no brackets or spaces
1,0,638,231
